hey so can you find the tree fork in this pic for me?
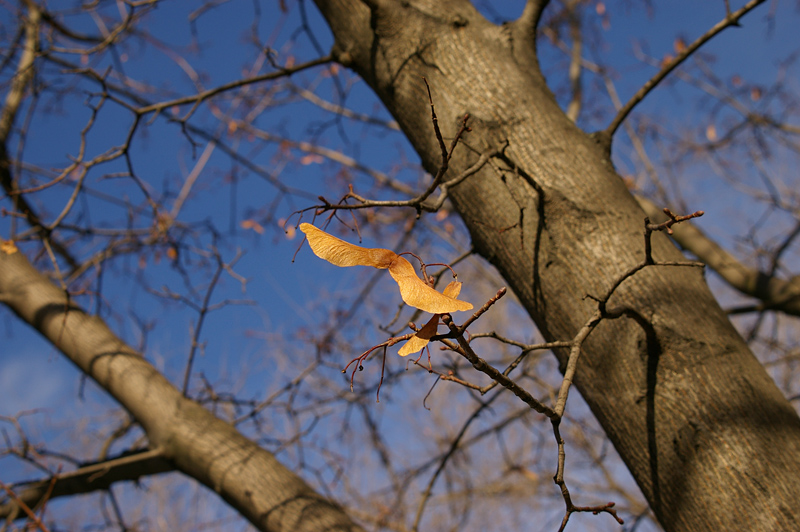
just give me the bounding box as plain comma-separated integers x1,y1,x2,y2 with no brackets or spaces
314,0,800,530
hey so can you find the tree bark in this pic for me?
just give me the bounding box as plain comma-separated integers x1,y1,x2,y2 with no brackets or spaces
314,1,800,530
0,250,364,532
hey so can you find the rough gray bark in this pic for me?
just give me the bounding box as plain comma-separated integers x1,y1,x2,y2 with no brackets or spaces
313,1,800,530
0,250,364,532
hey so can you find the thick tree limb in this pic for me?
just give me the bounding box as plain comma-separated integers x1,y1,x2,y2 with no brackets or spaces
314,1,800,530
0,249,364,532
0,449,173,520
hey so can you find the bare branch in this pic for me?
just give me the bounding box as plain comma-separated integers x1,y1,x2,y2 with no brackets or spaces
0,249,365,532
565,6,583,122
411,390,504,531
518,0,552,38
441,313,557,419
0,449,174,520
605,0,767,138
552,420,624,531
136,55,334,119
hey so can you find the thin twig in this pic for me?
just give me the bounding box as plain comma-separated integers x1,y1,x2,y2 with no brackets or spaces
552,420,623,531
411,389,504,532
181,250,247,395
441,314,557,419
0,480,51,532
137,55,333,118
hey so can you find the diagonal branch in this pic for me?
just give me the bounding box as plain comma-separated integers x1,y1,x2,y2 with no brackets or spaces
0,1,78,269
0,248,365,532
518,0,552,41
0,449,174,521
604,0,767,138
136,55,334,120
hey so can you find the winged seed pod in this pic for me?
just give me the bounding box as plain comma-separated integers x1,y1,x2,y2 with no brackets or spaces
299,223,472,314
397,280,463,356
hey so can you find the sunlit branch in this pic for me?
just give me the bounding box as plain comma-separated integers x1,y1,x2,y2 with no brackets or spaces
565,6,583,123
0,248,365,531
518,0,552,42
0,1,78,269
291,85,401,130
183,122,318,200
235,123,415,196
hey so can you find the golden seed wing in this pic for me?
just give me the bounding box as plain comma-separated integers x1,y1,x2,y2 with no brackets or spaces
388,257,473,314
299,223,396,269
397,315,440,357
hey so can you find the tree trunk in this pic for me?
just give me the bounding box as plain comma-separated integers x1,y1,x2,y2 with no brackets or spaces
314,1,800,530
0,250,364,532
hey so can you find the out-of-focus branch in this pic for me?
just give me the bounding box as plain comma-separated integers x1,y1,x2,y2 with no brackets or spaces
636,195,800,316
0,1,78,269
0,449,174,521
518,0,552,40
605,0,767,138
0,249,365,532
291,86,400,130
137,55,333,120
565,3,583,123
411,390,504,532
236,124,415,196
0,1,38,143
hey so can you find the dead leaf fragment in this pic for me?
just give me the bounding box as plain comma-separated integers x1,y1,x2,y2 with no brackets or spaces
1,239,18,255
442,280,462,299
241,219,265,234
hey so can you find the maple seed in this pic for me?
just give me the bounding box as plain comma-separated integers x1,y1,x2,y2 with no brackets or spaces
398,281,463,356
299,223,473,314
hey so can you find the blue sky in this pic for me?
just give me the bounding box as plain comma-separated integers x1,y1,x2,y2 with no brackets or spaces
1,1,797,530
